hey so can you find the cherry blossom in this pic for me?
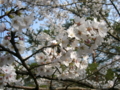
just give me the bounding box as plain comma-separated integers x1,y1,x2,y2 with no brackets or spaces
0,0,120,89
0,23,6,32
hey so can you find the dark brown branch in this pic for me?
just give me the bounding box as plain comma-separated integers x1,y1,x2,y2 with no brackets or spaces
99,10,120,42
23,44,59,61
16,61,120,90
16,71,94,88
30,62,52,70
5,84,35,90
23,0,111,7
0,8,26,19
37,76,94,89
0,44,16,56
10,32,23,60
99,10,111,28
80,58,120,84
108,32,120,42
16,70,28,75
92,50,96,63
97,49,120,55
10,32,39,90
65,83,73,90
110,0,120,17
49,69,57,90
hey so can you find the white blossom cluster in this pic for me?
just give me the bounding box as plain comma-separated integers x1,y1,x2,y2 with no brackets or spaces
0,0,120,89
30,17,109,81
0,65,16,88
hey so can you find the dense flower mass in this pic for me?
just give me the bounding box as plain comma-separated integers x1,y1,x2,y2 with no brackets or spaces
0,65,16,87
0,0,120,90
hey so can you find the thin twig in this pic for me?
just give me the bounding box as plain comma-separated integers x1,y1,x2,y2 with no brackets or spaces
23,44,59,61
49,69,57,90
110,0,120,17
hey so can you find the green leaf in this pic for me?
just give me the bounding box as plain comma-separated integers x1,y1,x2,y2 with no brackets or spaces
43,29,50,34
29,62,38,68
86,63,98,74
113,22,120,33
105,69,114,80
86,17,94,21
40,85,47,88
60,64,67,72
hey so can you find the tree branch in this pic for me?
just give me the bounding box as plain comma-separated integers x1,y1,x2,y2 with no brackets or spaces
110,0,120,17
99,10,120,42
10,32,39,90
16,71,94,89
0,8,26,19
5,84,35,90
23,44,59,61
0,44,16,56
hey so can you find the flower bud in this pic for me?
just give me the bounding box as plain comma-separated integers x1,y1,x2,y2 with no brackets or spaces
8,14,14,18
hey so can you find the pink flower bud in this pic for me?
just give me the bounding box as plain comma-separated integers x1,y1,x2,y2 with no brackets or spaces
19,37,24,40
